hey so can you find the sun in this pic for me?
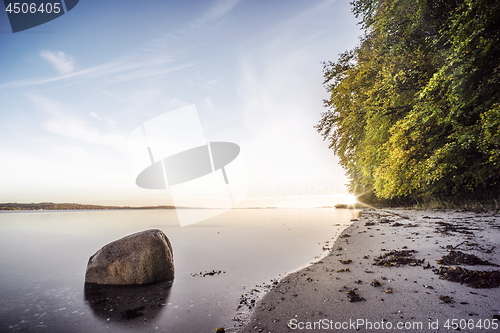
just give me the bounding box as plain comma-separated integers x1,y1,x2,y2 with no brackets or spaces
345,194,357,206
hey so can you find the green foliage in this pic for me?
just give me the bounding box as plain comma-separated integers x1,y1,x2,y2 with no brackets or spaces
317,0,500,202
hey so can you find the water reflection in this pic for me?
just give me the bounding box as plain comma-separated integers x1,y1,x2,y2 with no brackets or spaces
84,281,172,323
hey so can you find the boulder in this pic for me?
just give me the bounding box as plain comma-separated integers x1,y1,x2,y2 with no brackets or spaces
85,229,174,285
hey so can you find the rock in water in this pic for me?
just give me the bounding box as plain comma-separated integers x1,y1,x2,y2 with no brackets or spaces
85,229,174,285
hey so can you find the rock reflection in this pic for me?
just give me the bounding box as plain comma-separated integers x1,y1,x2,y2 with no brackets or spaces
84,281,172,323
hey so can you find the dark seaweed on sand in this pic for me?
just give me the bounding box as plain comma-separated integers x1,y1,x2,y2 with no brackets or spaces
373,249,424,267
346,289,365,302
434,222,478,235
437,251,496,266
439,295,454,303
191,270,225,277
434,266,500,288
339,259,353,264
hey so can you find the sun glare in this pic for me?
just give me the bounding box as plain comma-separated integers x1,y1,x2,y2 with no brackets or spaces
345,194,357,206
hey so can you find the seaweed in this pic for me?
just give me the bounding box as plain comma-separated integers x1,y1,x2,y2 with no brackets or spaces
373,249,424,267
346,289,365,302
434,266,500,288
371,279,381,287
339,259,353,264
437,251,496,266
439,295,453,303
434,221,477,235
191,270,225,277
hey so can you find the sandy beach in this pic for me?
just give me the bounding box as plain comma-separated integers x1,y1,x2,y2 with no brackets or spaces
237,208,500,333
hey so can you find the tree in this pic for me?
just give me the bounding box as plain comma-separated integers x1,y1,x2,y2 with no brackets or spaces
317,0,500,202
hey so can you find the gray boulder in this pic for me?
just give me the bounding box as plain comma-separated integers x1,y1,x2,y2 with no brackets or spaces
85,229,174,285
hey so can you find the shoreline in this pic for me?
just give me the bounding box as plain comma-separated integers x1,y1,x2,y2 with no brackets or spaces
230,211,360,331
237,208,500,332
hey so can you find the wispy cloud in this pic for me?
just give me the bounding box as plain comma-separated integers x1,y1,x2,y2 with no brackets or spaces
4,57,179,88
138,0,242,60
181,0,242,35
159,97,190,110
204,96,216,112
204,0,242,21
26,94,126,149
2,0,242,91
90,112,117,126
3,47,208,91
40,50,75,75
44,118,125,149
275,0,338,31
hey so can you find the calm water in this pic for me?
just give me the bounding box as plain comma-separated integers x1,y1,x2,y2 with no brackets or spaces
0,208,358,333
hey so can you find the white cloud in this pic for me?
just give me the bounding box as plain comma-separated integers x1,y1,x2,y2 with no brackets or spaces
159,97,189,110
129,89,162,105
44,118,125,149
1,52,199,90
275,0,337,31
90,112,117,126
182,0,242,35
26,94,126,150
90,111,101,119
2,0,242,90
40,50,75,75
204,96,216,112
204,0,242,21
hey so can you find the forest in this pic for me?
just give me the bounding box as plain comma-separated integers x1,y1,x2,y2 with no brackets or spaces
316,0,500,204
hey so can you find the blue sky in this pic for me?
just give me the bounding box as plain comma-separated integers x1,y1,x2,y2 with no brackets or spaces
0,0,362,207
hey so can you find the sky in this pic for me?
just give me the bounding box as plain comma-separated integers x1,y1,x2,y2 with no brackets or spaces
0,0,362,207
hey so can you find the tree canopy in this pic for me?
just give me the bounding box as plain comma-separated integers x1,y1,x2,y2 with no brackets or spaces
317,0,500,203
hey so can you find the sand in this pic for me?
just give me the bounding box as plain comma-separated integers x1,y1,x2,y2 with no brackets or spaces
236,208,500,333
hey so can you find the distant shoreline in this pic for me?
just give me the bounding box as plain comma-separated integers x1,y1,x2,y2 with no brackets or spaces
0,203,345,211
0,202,177,211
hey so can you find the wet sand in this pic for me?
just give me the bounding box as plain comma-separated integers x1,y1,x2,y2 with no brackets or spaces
237,208,500,332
